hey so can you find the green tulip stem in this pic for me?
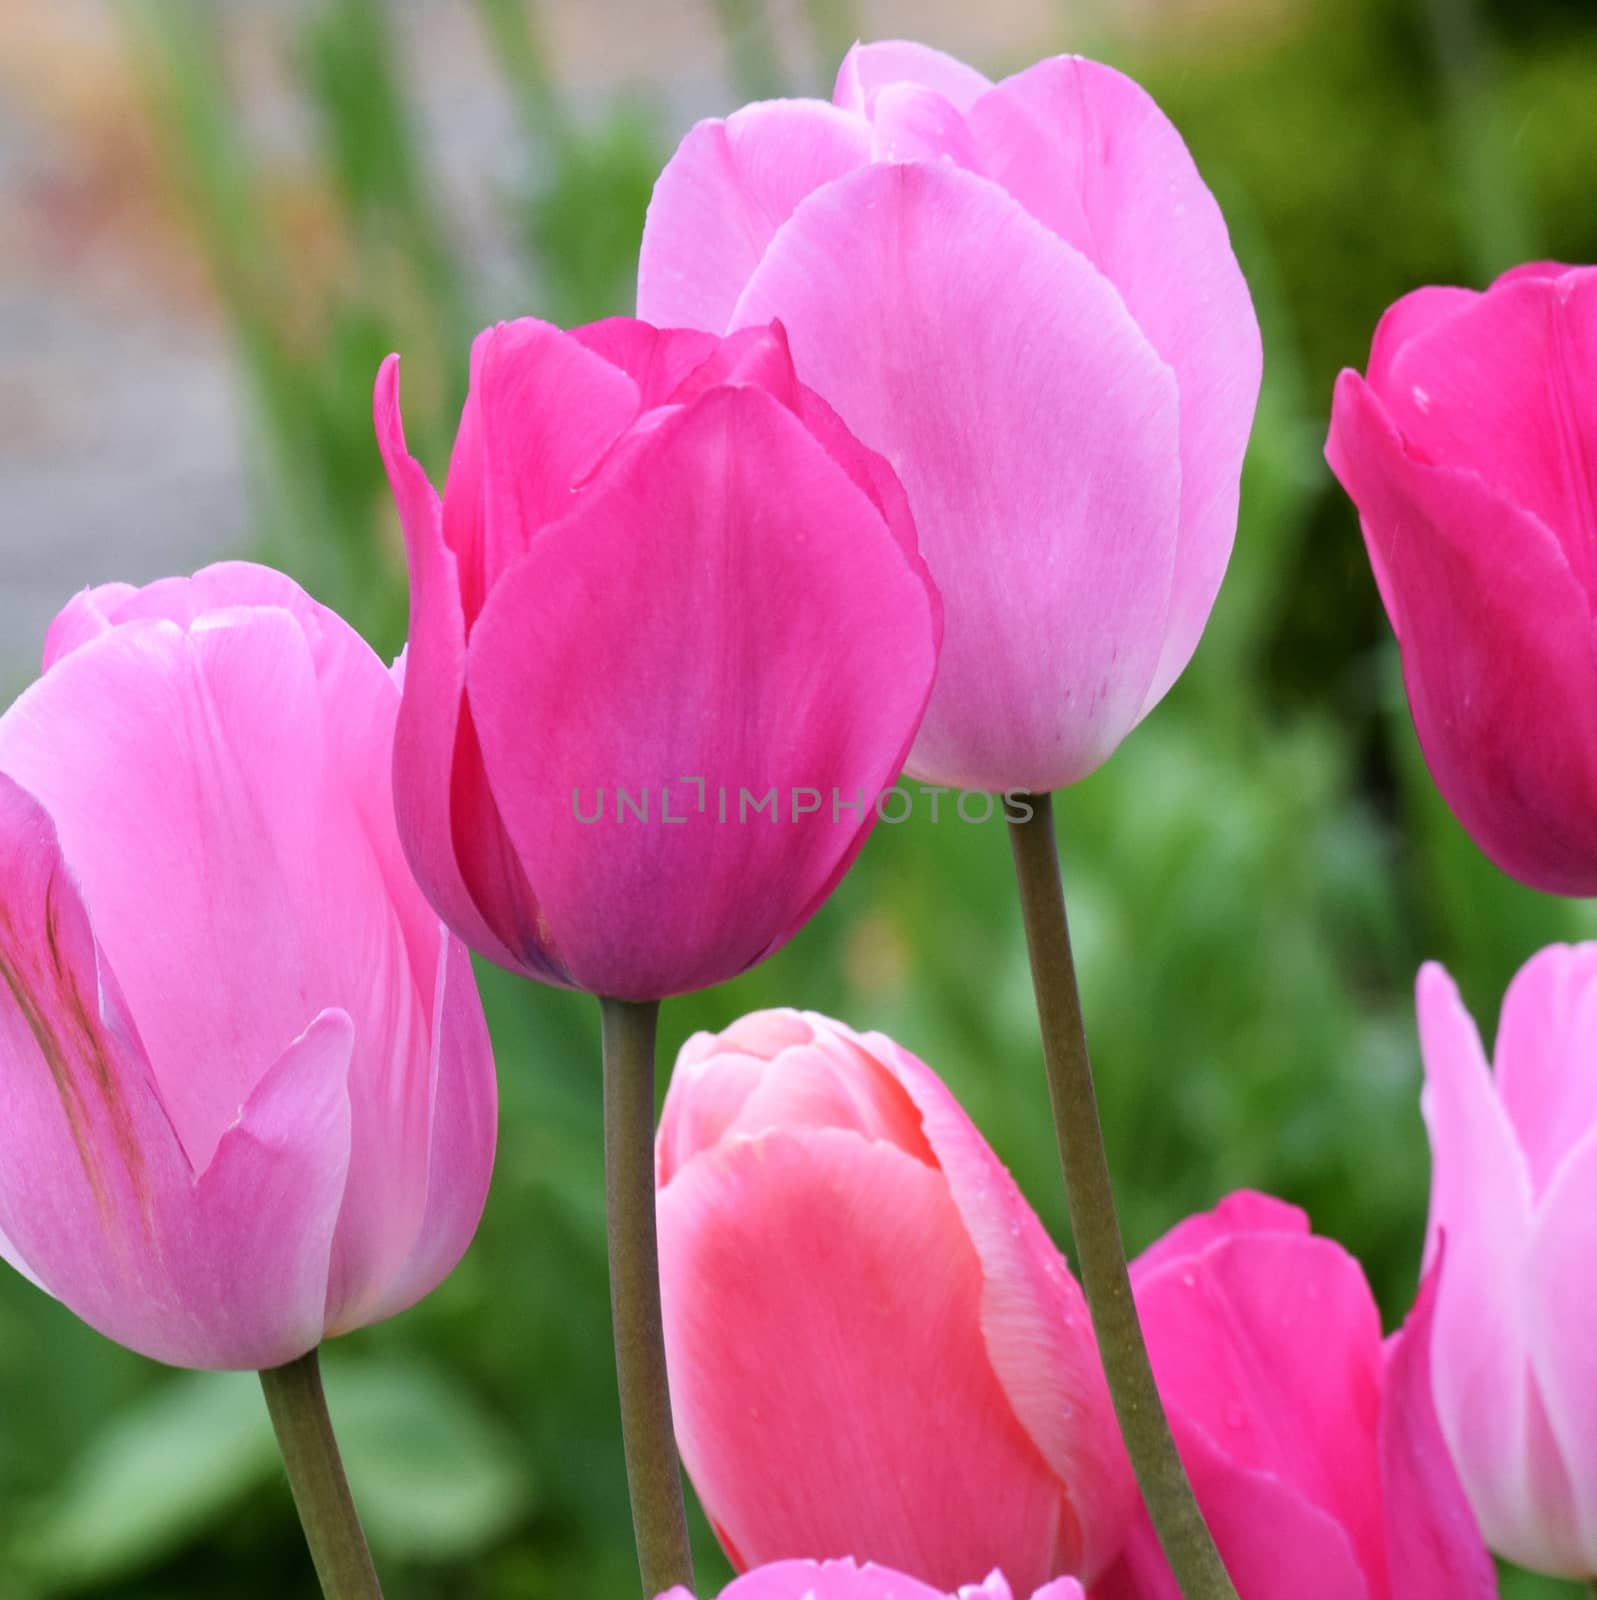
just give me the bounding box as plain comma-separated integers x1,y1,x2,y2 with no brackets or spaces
258,1348,384,1600
1008,793,1238,1600
600,995,696,1597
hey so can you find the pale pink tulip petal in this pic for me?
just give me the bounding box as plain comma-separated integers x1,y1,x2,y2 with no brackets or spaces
1327,371,1597,894
865,1029,1131,1579
465,385,937,998
1523,1125,1597,1573
716,1559,949,1599
1130,1189,1307,1285
1026,1581,1085,1600
866,84,978,165
965,55,1262,708
41,583,139,669
659,1130,1071,1592
1416,963,1548,1558
1380,272,1597,585
832,40,992,114
1093,1425,1371,1600
1380,1253,1499,1599
733,160,1180,792
375,356,532,974
638,100,870,331
0,773,355,1370
1489,944,1597,1194
1134,1229,1388,1584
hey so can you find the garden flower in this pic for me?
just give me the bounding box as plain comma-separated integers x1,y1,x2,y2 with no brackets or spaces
376,316,940,1000
1092,1193,1496,1600
1418,948,1597,1576
1327,262,1597,894
654,1010,1133,1591
657,1561,1085,1599
0,564,496,1371
639,39,1261,793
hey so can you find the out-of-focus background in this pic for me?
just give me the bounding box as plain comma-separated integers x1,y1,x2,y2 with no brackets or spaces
1,0,1595,1594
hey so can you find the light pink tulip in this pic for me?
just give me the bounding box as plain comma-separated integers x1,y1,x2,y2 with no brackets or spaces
1326,262,1597,894
0,564,496,1371
655,1010,1133,1591
639,40,1261,792
1417,949,1597,1576
657,1560,1086,1600
1092,1193,1495,1600
376,317,940,1000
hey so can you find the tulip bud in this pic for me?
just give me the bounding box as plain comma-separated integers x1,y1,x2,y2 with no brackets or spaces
376,317,940,1000
0,564,496,1371
1095,1193,1496,1600
1418,949,1597,1577
1327,263,1597,894
640,40,1261,792
656,1560,1085,1599
655,1010,1133,1591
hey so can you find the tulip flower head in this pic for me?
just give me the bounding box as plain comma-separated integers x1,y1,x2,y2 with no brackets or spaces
1095,1193,1496,1600
640,40,1262,793
1418,947,1597,1576
0,565,497,1371
655,1010,1133,1591
656,1560,1085,1599
377,317,940,1000
1327,262,1597,894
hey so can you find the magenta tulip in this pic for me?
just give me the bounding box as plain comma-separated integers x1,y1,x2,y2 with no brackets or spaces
1327,262,1597,893
0,564,496,1371
638,40,1261,792
376,317,940,1000
655,1010,1133,1590
1092,1193,1495,1600
657,1561,1085,1600
1417,949,1597,1576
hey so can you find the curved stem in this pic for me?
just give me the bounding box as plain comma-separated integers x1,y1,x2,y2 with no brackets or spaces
601,995,696,1596
258,1348,383,1600
1008,794,1238,1600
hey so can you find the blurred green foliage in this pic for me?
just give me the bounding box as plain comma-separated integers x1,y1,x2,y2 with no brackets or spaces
3,0,1596,1595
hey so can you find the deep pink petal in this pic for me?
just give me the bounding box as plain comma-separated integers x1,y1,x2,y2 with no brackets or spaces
1416,963,1553,1560
659,1130,1072,1591
1523,1125,1597,1573
965,55,1261,709
1489,944,1597,1195
1380,1252,1498,1599
637,100,870,331
1092,1425,1371,1600
375,355,531,974
1132,1230,1388,1585
464,385,938,998
1364,287,1479,400
709,1559,948,1599
1326,370,1597,894
568,317,721,409
0,774,353,1369
1379,270,1597,586
1130,1190,1309,1286
1492,260,1577,287
832,40,992,115
732,161,1180,792
864,1028,1132,1579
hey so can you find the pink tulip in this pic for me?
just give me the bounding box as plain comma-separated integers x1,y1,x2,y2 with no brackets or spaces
657,1560,1086,1599
639,40,1261,792
376,317,940,1000
1326,262,1597,894
1417,949,1597,1576
1092,1193,1495,1600
0,564,496,1371
655,1010,1133,1591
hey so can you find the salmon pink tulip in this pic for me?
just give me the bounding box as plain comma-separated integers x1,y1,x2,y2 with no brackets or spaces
0,564,496,1371
655,1010,1133,1591
657,1562,1085,1600
377,317,940,1000
1093,1193,1495,1600
640,40,1261,792
1327,263,1597,894
1418,949,1597,1577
